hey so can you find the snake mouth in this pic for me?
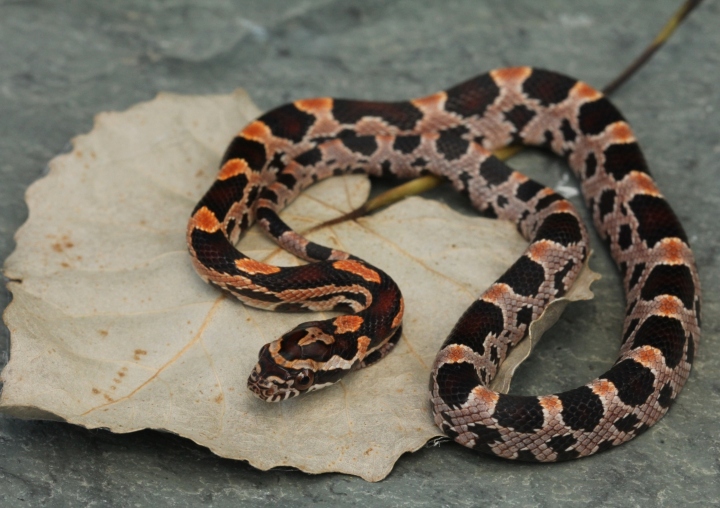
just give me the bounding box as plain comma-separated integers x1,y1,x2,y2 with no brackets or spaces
247,361,300,402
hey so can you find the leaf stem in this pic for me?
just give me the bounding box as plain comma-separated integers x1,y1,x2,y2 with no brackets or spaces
311,0,703,230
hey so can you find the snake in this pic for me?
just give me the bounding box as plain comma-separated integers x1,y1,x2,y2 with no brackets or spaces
187,67,701,461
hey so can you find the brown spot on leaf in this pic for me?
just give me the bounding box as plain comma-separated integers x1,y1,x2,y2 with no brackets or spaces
52,236,75,253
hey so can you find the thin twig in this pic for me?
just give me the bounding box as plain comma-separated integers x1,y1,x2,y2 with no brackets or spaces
309,0,703,232
603,0,703,94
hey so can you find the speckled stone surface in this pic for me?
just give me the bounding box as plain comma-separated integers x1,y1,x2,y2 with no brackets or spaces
1,1,719,505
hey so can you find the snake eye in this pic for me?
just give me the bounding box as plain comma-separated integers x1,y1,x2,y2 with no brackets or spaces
294,369,314,390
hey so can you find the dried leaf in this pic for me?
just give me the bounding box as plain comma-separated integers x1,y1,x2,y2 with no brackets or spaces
0,90,598,481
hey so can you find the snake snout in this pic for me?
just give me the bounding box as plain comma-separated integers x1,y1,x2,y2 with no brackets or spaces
247,344,299,402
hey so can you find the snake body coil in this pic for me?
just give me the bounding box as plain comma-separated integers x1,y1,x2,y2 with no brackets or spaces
187,68,701,461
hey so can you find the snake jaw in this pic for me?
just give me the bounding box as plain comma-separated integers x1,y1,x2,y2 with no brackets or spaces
248,322,339,401
247,358,294,402
247,343,312,402
247,367,300,402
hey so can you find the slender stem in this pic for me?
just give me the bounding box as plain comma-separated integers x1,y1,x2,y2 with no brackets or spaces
310,0,703,230
603,0,703,95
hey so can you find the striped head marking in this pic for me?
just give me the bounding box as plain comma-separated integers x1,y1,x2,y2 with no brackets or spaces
247,322,336,402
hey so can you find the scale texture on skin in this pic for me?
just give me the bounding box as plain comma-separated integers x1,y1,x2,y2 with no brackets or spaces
187,67,701,461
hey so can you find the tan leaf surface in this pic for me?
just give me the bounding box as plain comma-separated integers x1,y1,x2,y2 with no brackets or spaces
0,90,598,481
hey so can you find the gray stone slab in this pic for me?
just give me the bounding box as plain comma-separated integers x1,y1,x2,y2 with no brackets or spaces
1,0,718,505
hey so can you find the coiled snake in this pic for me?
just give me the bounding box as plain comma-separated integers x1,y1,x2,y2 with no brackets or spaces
187,67,701,461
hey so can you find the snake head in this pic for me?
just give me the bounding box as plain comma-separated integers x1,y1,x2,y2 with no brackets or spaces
247,321,337,402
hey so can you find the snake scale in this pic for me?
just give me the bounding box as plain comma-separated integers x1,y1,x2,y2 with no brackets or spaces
187,67,701,462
